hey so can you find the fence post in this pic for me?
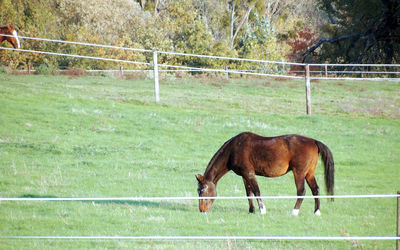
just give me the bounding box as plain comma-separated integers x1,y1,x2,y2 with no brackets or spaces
324,64,328,78
397,191,400,250
153,51,160,103
225,65,229,79
305,64,311,115
119,66,124,76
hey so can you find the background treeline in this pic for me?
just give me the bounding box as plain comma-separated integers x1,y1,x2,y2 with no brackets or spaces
0,0,399,71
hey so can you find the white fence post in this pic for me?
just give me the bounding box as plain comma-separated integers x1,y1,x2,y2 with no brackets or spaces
153,51,160,103
305,64,311,115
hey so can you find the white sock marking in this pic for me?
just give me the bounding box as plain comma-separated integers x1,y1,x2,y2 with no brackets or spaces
314,209,321,216
260,206,266,214
12,30,20,48
291,209,299,216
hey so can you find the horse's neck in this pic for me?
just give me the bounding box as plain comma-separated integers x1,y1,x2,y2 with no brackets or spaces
204,165,229,185
203,142,231,184
202,135,238,185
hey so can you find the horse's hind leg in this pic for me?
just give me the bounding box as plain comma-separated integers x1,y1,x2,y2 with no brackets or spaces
242,177,255,213
306,174,321,216
292,173,306,216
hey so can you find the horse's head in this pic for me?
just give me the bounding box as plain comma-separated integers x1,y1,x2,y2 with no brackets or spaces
196,174,216,212
2,25,20,49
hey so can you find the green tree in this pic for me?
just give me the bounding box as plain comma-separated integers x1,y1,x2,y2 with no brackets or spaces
303,0,400,64
227,0,266,49
1,0,336,71
238,11,290,73
0,0,59,68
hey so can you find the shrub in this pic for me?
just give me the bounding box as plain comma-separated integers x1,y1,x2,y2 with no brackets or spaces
34,64,58,75
0,65,12,74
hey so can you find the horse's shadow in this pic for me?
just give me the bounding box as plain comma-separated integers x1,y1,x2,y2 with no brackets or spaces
20,194,58,198
19,194,193,212
94,200,193,212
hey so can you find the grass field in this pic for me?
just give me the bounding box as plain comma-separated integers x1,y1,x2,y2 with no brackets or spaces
0,72,399,249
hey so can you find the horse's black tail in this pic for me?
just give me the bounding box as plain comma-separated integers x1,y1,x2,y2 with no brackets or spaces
315,140,335,201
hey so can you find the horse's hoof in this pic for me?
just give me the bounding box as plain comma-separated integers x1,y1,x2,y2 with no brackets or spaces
314,210,321,216
291,209,299,216
260,207,266,214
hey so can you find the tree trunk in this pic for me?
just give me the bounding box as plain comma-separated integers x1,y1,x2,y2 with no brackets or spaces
230,2,235,47
154,0,159,15
230,4,254,49
139,0,146,9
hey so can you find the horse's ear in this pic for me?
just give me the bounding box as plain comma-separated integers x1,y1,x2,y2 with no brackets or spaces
195,174,204,183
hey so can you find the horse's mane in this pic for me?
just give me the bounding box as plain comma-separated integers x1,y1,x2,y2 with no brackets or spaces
203,135,235,178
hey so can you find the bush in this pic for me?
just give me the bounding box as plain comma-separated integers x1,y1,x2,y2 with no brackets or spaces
0,65,12,74
34,64,59,75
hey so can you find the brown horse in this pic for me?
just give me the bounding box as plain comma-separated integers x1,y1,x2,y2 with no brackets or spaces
0,25,20,49
196,132,334,216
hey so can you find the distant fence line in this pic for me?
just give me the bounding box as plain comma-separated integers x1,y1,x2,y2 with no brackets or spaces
1,34,400,115
0,47,151,66
3,34,400,68
2,34,399,72
14,67,400,78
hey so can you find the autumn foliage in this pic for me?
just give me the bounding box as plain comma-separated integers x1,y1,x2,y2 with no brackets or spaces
286,27,319,73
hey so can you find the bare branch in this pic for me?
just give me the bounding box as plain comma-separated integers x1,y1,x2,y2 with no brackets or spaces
301,33,362,61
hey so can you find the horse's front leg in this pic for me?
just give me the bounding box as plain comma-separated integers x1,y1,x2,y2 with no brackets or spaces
242,177,255,213
244,175,266,214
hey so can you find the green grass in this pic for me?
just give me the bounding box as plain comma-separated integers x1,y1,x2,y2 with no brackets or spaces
0,73,399,249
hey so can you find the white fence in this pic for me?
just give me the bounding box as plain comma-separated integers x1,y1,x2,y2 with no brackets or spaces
1,194,400,243
1,34,400,115
1,193,399,201
1,235,399,241
2,34,399,79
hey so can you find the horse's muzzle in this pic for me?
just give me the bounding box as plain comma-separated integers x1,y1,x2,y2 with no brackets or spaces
199,199,213,212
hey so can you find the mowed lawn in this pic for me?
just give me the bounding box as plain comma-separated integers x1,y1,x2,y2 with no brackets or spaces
0,73,399,249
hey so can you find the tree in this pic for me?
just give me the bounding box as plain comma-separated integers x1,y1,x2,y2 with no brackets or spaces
1,0,338,70
227,0,265,49
0,0,59,68
303,0,400,64
235,10,291,74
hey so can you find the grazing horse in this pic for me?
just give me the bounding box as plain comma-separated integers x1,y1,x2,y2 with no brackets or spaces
0,25,20,49
196,132,334,216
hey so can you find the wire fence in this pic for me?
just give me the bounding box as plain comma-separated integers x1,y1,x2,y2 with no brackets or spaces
1,193,399,201
0,47,150,66
1,235,399,241
1,193,400,242
1,34,400,80
1,194,399,242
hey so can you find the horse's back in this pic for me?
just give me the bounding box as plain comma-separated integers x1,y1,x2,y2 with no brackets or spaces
233,132,317,153
229,132,318,177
